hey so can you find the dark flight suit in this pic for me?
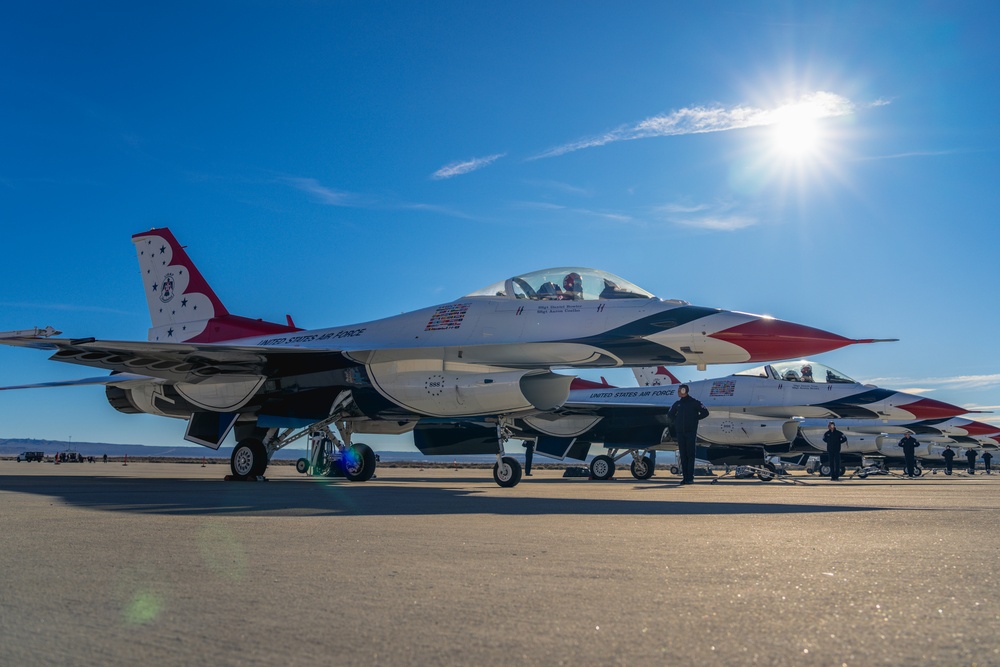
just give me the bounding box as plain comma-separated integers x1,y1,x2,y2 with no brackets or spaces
523,441,535,476
823,428,847,480
668,395,710,483
983,451,993,474
898,435,919,477
966,449,977,474
942,447,955,474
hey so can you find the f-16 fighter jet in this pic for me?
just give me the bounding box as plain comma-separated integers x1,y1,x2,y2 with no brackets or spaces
410,360,962,481
0,228,891,486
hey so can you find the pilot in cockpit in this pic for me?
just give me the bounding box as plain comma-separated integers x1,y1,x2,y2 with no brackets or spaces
562,272,582,300
800,364,814,382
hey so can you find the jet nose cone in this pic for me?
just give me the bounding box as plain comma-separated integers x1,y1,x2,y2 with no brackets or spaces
901,397,969,420
707,318,883,361
963,421,1000,437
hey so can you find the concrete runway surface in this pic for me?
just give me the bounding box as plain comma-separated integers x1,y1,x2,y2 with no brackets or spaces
1,461,998,666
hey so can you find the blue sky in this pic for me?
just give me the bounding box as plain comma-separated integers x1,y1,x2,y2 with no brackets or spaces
2,2,998,451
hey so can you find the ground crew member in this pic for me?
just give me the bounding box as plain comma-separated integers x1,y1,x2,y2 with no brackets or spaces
668,384,709,484
942,445,955,474
823,421,847,481
983,451,993,474
523,440,535,476
965,448,977,474
898,433,920,478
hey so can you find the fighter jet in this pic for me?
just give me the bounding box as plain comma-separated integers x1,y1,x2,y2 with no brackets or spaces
412,360,965,480
0,228,890,486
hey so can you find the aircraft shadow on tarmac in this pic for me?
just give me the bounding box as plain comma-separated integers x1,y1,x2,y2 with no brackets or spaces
0,474,942,518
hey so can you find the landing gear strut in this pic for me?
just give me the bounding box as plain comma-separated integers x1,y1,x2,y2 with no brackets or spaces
231,390,379,483
492,417,522,487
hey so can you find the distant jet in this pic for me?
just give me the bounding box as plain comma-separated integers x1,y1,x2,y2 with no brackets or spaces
0,228,892,486
411,359,958,479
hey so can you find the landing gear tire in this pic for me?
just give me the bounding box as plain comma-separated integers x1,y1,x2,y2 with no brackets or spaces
231,438,267,479
757,462,776,482
820,464,832,477
295,458,309,474
630,456,654,480
670,465,680,476
493,456,522,488
343,443,377,482
590,455,615,480
913,467,923,477
805,467,816,475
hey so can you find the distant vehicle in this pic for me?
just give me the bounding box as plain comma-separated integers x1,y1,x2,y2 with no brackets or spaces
55,451,85,463
16,451,44,462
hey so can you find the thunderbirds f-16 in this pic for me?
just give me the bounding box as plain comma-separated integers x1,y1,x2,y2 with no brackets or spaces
0,228,892,486
422,360,965,481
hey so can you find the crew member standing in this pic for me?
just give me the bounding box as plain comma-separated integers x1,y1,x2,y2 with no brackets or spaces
523,440,535,477
668,384,709,484
898,432,920,478
942,445,955,475
823,422,847,481
966,448,977,475
983,450,993,474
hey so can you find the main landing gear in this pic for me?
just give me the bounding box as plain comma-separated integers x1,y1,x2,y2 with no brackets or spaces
230,391,378,483
588,448,657,481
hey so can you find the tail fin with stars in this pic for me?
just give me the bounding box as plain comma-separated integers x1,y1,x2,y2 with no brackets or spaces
132,228,300,343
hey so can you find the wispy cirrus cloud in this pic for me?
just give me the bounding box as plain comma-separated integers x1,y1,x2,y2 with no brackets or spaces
673,215,757,231
281,177,356,206
857,149,969,161
432,153,506,180
655,201,757,231
399,203,478,220
515,200,633,223
280,175,481,220
864,374,1000,391
531,91,858,160
0,301,131,315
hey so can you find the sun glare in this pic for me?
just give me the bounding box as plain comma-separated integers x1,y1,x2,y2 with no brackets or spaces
772,114,822,157
730,90,857,201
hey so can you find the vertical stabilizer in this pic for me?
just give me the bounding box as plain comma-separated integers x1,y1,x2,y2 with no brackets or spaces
133,228,300,343
633,366,682,387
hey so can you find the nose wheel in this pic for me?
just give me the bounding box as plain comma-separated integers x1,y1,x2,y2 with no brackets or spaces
493,456,522,487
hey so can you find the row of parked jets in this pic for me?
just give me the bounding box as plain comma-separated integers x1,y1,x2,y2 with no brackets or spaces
1,228,992,486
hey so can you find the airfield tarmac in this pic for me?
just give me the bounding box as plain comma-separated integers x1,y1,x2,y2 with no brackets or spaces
1,462,998,666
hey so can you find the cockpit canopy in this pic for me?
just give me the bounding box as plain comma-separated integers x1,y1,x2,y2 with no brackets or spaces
466,267,656,301
734,360,856,384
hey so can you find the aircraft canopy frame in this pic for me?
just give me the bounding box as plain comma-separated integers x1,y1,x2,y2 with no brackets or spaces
734,360,856,384
466,267,656,302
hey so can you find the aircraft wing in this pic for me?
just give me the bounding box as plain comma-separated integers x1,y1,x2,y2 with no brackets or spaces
0,332,356,383
0,372,162,391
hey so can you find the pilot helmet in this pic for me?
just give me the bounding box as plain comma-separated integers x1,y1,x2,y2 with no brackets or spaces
563,272,582,291
801,364,812,375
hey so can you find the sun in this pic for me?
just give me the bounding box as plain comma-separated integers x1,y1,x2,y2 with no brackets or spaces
729,90,857,200
771,113,822,158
